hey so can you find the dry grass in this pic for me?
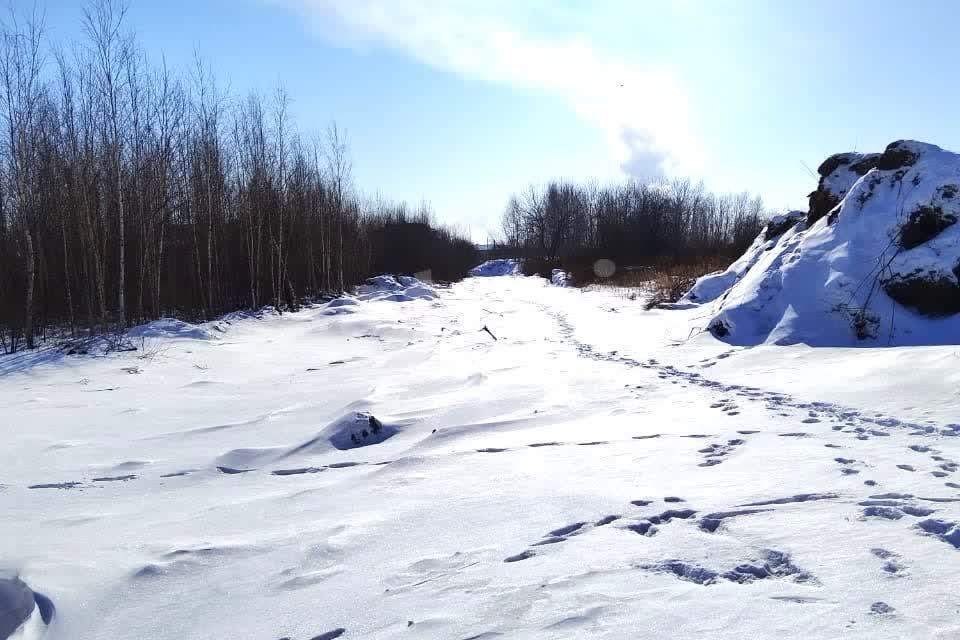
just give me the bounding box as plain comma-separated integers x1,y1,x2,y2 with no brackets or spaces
578,256,732,306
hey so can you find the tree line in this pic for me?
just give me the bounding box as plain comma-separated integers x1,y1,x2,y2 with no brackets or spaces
0,2,476,353
498,178,768,272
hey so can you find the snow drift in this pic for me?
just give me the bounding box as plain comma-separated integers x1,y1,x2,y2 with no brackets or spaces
681,140,960,346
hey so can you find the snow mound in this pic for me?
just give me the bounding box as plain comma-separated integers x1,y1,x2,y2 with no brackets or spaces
355,275,438,302
469,259,520,277
323,297,360,316
682,140,960,346
283,413,400,454
127,318,216,341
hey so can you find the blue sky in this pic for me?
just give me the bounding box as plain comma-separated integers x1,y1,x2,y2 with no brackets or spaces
38,1,960,241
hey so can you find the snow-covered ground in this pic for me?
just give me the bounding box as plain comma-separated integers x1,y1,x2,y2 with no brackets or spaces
3,272,960,639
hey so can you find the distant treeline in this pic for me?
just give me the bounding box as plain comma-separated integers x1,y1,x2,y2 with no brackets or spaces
498,178,768,276
0,2,475,353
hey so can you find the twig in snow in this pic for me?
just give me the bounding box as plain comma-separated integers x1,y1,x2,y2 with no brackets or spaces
481,325,498,341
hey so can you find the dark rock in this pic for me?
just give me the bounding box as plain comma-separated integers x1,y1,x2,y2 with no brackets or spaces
764,211,805,241
876,141,919,170
882,269,960,316
899,205,957,249
807,189,840,226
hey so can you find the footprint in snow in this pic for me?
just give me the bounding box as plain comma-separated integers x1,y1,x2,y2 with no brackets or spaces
503,550,536,563
92,474,137,482
28,481,83,490
217,466,253,475
272,467,323,476
871,548,906,576
870,602,895,616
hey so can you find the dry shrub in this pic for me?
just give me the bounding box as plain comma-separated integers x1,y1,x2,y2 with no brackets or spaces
641,257,731,309
576,256,730,307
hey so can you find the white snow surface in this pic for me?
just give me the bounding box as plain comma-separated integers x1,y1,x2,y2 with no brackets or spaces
682,141,960,346
3,273,960,639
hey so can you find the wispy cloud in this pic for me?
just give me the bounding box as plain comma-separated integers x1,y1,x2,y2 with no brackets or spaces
273,0,703,178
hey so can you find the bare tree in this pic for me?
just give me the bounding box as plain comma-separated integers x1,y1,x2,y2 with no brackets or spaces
83,0,133,325
0,5,46,348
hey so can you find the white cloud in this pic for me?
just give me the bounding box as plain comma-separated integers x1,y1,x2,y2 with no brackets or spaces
274,0,704,179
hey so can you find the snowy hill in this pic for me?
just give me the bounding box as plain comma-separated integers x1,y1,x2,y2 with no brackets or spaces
682,140,960,346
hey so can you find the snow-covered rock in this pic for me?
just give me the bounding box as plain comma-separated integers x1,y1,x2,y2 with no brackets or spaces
683,140,960,346
469,259,520,277
307,412,399,451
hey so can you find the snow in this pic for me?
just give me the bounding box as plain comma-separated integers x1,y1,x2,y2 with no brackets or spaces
354,275,439,302
3,271,960,639
682,141,960,346
683,210,806,305
550,269,571,287
469,259,521,277
126,318,217,341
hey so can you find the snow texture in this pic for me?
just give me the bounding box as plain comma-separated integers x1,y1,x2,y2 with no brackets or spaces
682,140,960,346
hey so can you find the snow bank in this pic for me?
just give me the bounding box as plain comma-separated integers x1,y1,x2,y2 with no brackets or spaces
682,140,960,346
355,275,438,302
127,318,216,341
469,259,520,277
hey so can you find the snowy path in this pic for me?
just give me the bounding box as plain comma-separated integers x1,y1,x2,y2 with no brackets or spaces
3,276,960,639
